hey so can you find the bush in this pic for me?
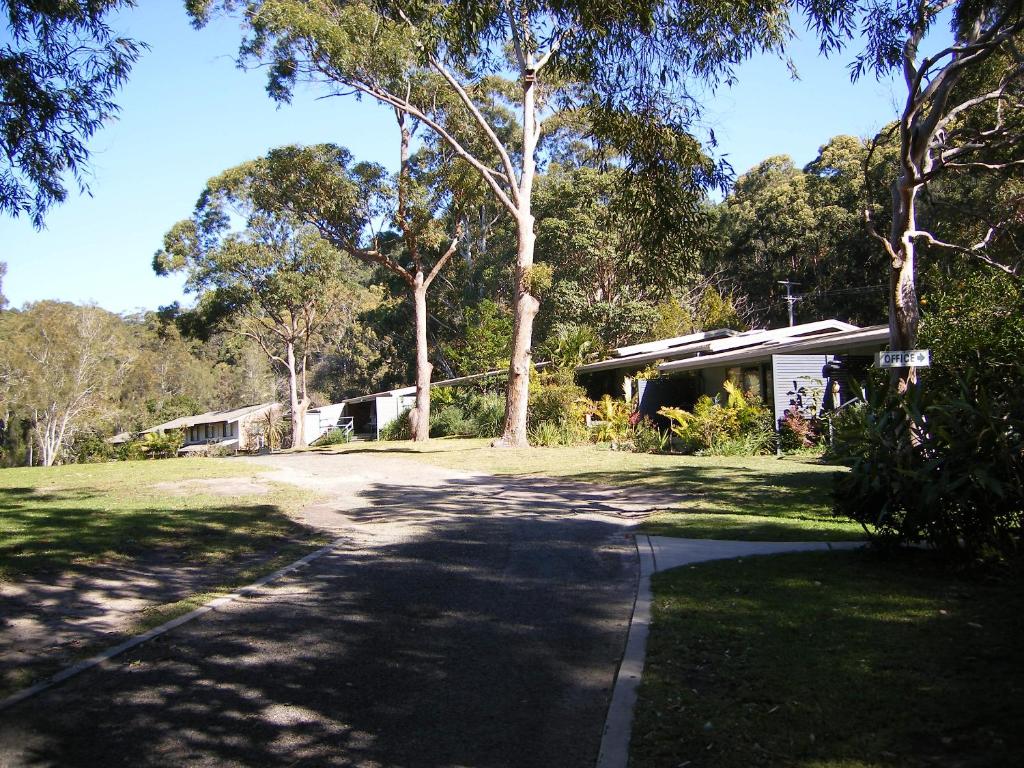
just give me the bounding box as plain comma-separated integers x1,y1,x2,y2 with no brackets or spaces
70,431,115,463
430,405,475,437
779,409,822,451
528,420,582,447
141,429,184,459
832,370,1024,563
630,417,669,454
467,392,505,438
822,401,869,460
659,382,775,456
379,409,412,441
589,395,633,443
114,440,146,461
528,372,589,446
312,427,352,446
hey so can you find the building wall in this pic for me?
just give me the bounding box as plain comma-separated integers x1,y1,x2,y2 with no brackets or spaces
771,355,831,425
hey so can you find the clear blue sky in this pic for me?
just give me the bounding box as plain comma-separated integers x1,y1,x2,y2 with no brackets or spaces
0,5,904,314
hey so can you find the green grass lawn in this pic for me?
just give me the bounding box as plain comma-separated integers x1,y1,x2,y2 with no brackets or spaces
0,458,318,579
316,439,864,541
631,550,1024,768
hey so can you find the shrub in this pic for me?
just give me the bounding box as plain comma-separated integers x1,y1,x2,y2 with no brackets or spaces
379,409,412,441
779,409,822,451
114,439,146,461
466,392,505,438
528,372,589,446
631,417,670,453
141,429,184,459
71,431,115,463
430,405,475,437
590,395,633,443
659,384,774,456
532,423,573,448
312,427,352,446
832,370,1024,563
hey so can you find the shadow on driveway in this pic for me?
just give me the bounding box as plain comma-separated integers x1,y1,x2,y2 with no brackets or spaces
1,475,637,768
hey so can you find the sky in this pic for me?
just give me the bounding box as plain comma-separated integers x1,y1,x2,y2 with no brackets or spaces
0,4,907,315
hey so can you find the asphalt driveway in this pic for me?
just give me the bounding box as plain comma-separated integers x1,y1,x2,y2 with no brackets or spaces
0,451,657,767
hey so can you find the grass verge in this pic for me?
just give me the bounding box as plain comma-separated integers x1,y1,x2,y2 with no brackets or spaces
631,550,1024,768
316,439,863,541
0,458,316,579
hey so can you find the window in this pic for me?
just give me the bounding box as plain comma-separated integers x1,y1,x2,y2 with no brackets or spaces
742,367,761,398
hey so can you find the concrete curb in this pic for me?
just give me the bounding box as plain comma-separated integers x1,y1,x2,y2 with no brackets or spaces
0,537,345,714
595,534,655,768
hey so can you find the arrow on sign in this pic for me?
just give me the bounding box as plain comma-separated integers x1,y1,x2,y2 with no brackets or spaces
875,350,930,368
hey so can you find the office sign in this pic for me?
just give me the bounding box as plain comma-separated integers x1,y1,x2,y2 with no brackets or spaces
875,349,930,368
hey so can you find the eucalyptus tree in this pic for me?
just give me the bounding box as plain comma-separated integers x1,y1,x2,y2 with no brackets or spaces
185,0,797,447
533,163,697,348
827,1,1024,393
1,1,143,227
0,302,131,466
210,142,464,441
154,161,369,448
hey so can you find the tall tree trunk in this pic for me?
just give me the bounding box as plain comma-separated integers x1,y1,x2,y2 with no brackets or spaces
410,274,432,442
495,65,540,449
888,172,922,395
286,341,306,448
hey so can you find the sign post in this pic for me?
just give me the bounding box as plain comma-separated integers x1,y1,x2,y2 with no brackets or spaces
875,350,930,368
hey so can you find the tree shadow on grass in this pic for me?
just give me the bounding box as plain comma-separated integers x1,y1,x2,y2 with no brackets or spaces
631,550,1024,768
0,484,321,701
0,476,637,768
0,486,312,577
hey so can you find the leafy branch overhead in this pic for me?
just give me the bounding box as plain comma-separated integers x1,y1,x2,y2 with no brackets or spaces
0,1,144,227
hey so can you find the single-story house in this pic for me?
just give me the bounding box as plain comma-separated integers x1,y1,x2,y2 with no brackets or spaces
309,320,889,441
576,320,890,425
111,402,283,454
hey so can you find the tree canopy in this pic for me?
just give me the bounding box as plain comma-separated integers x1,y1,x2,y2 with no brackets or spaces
1,1,143,227
155,154,374,447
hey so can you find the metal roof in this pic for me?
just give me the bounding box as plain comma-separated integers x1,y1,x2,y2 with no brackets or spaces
143,402,279,433
578,320,862,374
657,325,890,374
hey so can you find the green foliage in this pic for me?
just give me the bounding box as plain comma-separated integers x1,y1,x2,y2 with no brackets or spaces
442,299,513,376
649,283,747,339
113,440,145,462
1,1,144,227
540,323,600,370
140,429,185,459
658,388,774,456
379,409,412,441
429,405,475,438
630,417,670,454
590,395,633,443
466,391,505,438
311,427,352,446
68,431,115,464
920,266,1024,397
713,136,892,327
528,372,590,446
833,373,1023,563
534,164,699,348
0,301,131,465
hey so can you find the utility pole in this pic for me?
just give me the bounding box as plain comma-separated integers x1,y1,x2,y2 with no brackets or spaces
777,280,801,327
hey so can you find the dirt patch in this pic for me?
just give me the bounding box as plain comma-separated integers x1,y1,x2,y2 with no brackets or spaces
152,478,274,497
